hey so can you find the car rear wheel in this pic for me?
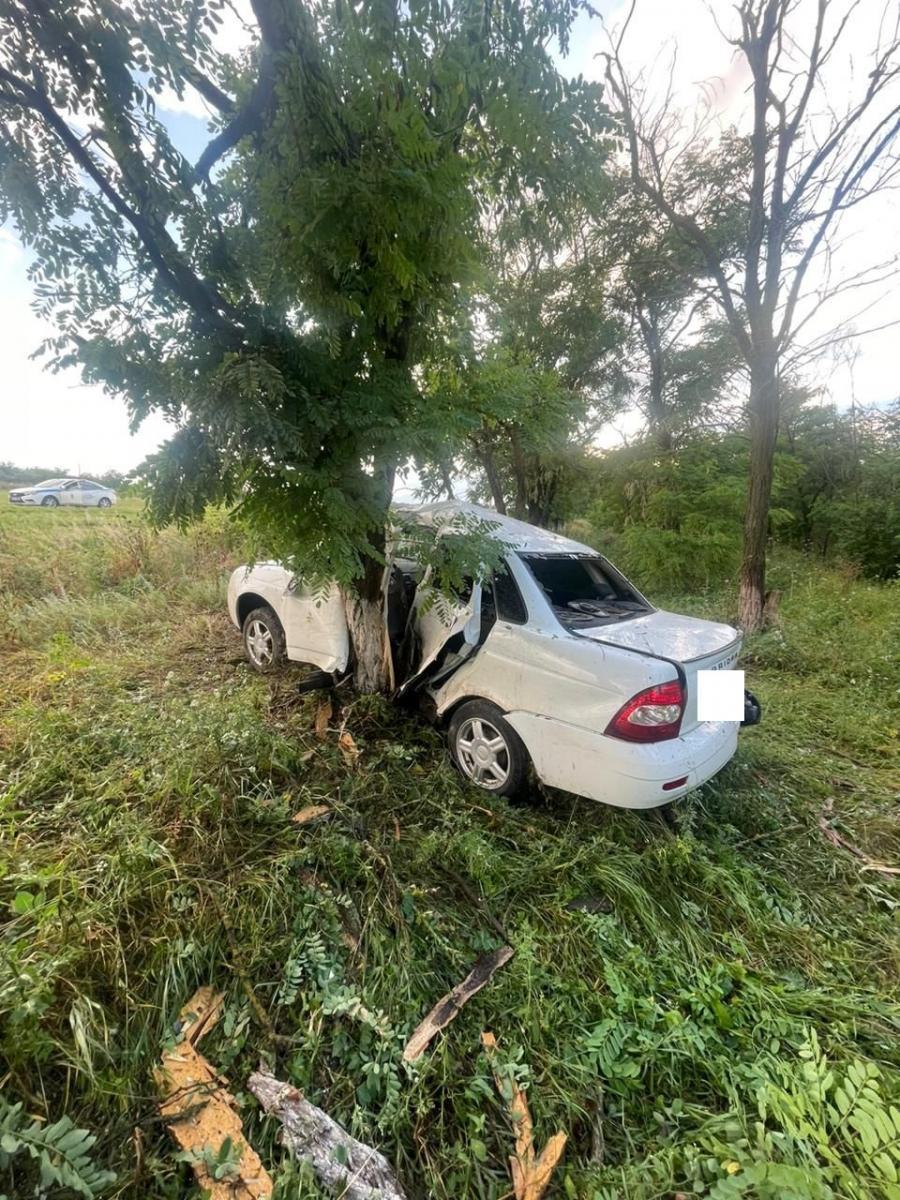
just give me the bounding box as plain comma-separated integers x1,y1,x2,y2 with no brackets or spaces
448,700,530,798
242,607,286,672
97,496,112,508
41,495,59,507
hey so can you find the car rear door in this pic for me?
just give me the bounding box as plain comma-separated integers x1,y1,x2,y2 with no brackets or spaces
60,480,82,505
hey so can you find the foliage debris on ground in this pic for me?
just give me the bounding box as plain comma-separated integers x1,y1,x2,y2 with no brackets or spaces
1,502,899,1199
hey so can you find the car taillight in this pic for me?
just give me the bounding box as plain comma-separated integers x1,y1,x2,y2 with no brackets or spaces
605,680,685,743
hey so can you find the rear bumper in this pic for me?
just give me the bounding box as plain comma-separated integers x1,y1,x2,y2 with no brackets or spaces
505,712,739,809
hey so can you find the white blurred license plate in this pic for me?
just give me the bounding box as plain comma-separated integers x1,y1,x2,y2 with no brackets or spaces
697,667,744,719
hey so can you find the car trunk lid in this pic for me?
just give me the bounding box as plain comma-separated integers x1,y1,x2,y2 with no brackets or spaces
576,609,742,733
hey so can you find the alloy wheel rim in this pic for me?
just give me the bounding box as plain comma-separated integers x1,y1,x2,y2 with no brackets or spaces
456,717,510,789
246,619,274,666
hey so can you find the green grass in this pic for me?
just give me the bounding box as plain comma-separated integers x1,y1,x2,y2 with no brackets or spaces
1,501,898,1199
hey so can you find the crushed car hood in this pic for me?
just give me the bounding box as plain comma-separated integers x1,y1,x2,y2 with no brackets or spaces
575,609,740,664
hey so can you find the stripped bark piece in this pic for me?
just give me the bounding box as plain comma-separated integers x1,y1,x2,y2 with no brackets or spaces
248,1068,406,1200
156,988,272,1199
292,804,332,825
314,698,332,739
481,1030,567,1200
402,946,514,1063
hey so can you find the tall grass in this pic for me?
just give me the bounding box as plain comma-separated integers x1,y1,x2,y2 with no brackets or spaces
1,502,898,1198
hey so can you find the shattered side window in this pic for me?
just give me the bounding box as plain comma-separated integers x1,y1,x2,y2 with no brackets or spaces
493,566,527,624
521,554,649,628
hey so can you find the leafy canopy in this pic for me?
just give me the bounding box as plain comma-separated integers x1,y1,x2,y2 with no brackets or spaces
0,0,611,581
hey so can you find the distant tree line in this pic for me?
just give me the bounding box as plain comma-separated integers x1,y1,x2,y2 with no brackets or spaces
553,400,899,592
0,463,128,489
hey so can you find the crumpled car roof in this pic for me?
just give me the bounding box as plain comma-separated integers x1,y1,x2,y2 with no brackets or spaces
404,501,597,556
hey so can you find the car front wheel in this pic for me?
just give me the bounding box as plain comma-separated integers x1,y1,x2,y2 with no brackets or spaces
41,495,59,507
448,700,530,798
242,606,286,672
97,496,112,508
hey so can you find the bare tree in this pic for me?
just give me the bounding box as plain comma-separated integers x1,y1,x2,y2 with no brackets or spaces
606,0,900,630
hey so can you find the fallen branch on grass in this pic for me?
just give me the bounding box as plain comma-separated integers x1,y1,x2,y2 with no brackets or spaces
248,1068,407,1200
155,987,272,1199
819,800,900,879
402,945,514,1062
481,1031,566,1200
292,804,332,825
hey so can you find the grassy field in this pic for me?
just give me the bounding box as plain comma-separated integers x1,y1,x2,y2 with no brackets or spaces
1,495,898,1199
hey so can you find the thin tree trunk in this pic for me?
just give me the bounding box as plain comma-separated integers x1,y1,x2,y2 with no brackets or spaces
509,426,529,521
635,304,672,451
738,347,779,633
474,437,507,514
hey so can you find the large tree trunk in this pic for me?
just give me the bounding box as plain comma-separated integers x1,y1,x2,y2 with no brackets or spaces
343,572,392,694
738,347,779,633
342,460,395,694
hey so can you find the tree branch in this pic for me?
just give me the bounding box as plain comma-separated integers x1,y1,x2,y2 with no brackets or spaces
195,56,273,179
0,63,244,338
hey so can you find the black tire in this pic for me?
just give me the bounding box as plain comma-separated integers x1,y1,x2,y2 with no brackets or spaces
242,606,286,673
448,699,530,798
97,496,112,508
41,495,59,507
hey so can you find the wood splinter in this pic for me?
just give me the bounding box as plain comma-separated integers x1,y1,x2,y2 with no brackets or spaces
402,945,515,1062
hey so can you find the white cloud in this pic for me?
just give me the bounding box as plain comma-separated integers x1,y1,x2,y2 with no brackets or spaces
0,241,173,474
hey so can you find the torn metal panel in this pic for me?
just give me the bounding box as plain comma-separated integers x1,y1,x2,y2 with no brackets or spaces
227,565,350,673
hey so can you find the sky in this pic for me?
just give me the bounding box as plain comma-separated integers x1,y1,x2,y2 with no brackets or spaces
0,0,897,475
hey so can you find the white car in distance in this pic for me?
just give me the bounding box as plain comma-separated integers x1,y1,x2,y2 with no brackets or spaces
227,504,759,810
8,477,118,507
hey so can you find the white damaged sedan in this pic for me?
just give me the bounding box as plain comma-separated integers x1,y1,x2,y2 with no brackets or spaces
227,503,760,809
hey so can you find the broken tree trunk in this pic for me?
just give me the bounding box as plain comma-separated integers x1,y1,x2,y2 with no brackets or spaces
248,1068,407,1200
402,945,514,1062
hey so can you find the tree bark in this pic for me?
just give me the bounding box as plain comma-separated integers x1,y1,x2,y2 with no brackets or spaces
474,436,507,514
343,461,395,694
343,576,391,694
509,426,529,520
738,347,779,632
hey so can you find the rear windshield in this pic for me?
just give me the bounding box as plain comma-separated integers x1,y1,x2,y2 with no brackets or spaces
520,554,650,628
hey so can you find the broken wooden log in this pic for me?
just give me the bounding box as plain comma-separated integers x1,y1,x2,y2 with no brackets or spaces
248,1068,407,1200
